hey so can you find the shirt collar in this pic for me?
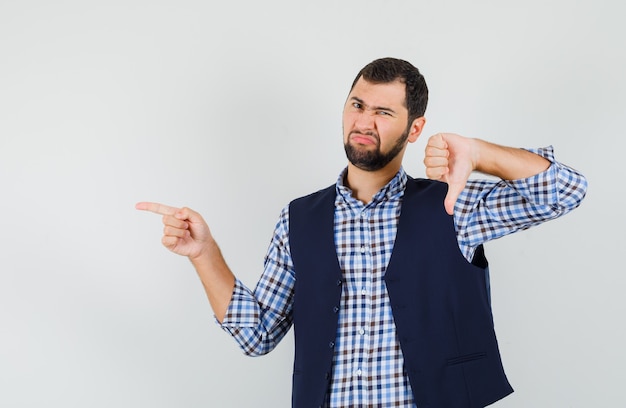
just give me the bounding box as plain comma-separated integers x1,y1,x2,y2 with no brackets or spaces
336,166,408,206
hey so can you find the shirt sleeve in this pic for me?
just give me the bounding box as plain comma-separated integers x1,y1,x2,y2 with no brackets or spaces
217,205,296,356
454,146,588,261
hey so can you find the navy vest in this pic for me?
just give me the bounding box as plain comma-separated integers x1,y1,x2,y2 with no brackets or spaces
288,177,513,408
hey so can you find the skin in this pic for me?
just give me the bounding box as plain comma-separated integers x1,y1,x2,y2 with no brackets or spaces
134,202,235,321
136,77,550,321
424,133,550,214
342,78,425,203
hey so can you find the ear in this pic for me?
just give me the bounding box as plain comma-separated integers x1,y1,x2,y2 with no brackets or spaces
407,117,426,143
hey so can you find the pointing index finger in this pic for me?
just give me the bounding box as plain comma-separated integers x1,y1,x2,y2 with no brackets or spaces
135,202,179,216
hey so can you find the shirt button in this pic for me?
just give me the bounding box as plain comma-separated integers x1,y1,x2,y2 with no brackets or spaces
359,328,365,336
361,288,367,296
360,246,366,254
355,369,362,377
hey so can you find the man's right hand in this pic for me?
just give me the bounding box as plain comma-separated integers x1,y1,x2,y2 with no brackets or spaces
136,201,235,321
135,202,213,261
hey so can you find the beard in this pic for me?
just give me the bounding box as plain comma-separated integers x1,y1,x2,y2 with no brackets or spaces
344,127,409,171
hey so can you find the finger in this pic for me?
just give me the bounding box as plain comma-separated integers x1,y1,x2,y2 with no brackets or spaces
426,133,447,150
444,182,465,216
424,145,449,158
162,214,189,229
424,153,449,180
175,207,204,223
136,202,179,216
423,156,449,168
425,166,448,180
164,225,189,238
162,235,181,250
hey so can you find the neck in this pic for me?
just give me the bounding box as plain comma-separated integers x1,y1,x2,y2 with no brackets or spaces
344,161,401,204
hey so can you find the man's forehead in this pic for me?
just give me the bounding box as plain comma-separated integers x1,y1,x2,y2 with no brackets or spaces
348,78,407,109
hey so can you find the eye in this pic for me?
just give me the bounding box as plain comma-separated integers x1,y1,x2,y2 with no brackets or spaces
352,102,362,109
377,110,391,116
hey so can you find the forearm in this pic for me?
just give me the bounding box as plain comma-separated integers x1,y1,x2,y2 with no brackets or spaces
217,205,296,356
455,145,588,257
190,241,236,323
220,278,294,356
472,139,551,180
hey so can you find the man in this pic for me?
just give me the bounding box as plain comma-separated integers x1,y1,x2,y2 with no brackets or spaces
137,58,587,407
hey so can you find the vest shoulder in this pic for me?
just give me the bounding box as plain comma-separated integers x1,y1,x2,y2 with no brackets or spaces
406,176,447,187
290,184,335,208
405,176,449,195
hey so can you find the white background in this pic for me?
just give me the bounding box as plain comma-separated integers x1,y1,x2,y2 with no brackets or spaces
1,1,623,407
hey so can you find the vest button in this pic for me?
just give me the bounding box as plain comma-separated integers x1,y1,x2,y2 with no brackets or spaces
336,279,342,286
329,342,335,348
333,306,339,313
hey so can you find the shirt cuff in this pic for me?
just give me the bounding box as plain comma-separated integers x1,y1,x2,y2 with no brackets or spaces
505,146,559,206
216,278,260,329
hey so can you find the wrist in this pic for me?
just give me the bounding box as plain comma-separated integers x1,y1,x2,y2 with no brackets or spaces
468,138,483,173
189,239,219,267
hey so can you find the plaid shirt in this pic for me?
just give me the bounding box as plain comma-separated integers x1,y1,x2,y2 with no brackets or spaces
220,146,587,407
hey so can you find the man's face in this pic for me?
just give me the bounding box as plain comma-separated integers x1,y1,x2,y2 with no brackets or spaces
343,78,412,171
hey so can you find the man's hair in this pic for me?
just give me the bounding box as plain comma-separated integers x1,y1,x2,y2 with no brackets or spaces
350,57,429,125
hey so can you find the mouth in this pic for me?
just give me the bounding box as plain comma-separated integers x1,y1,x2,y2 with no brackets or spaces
349,130,378,146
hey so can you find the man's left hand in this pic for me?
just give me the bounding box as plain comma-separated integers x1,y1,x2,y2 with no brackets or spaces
423,133,477,215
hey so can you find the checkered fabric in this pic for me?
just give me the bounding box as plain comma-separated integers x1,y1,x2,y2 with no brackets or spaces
220,146,587,407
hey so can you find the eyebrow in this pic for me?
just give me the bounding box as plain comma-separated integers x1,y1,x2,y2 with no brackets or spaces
350,96,397,115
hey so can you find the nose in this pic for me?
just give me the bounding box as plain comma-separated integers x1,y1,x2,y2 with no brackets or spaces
354,109,375,130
